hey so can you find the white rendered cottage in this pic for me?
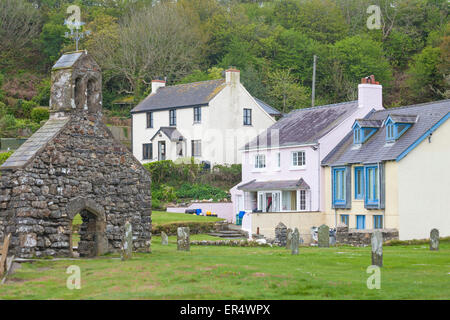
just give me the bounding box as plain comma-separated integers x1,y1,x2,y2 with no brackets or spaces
131,69,281,165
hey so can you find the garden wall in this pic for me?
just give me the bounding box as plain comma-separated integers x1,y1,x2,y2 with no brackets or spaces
336,224,399,246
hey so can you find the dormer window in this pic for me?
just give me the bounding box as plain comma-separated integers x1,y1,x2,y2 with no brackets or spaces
354,126,362,144
386,122,395,141
384,115,416,142
352,120,382,145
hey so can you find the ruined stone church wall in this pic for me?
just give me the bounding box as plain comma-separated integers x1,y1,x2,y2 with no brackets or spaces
0,112,152,258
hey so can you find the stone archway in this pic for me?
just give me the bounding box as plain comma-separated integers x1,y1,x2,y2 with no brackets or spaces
66,197,108,257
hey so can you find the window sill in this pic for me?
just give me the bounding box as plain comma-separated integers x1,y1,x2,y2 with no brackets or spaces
252,168,267,173
289,166,306,171
193,122,201,125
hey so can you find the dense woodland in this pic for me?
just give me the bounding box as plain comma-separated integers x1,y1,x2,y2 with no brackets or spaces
0,0,448,137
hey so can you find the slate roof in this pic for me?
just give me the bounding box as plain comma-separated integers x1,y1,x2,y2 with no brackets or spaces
237,178,310,191
131,79,226,113
355,119,383,128
52,51,84,69
244,101,359,150
322,99,450,166
254,98,282,117
1,118,69,169
388,114,418,123
150,127,185,142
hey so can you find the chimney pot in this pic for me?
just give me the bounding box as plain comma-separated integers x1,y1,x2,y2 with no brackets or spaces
358,75,383,110
151,79,166,94
226,68,240,84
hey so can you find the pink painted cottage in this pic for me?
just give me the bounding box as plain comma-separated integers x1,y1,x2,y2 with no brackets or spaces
230,76,385,242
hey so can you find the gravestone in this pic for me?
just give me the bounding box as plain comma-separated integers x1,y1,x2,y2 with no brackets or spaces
371,230,383,267
430,228,439,251
275,222,287,247
121,221,133,261
161,231,169,246
318,224,330,248
177,227,190,251
286,228,293,250
291,228,299,255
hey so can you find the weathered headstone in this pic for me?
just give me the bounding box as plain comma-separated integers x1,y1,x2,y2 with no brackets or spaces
161,231,169,246
177,227,190,251
430,228,439,251
318,224,330,248
121,221,133,260
291,228,299,255
286,228,293,249
371,230,383,267
275,222,287,247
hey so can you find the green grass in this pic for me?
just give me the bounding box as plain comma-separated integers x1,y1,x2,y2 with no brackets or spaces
151,211,223,226
1,240,449,300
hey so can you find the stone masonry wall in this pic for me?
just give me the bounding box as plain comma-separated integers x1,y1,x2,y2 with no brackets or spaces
336,224,398,246
0,112,152,258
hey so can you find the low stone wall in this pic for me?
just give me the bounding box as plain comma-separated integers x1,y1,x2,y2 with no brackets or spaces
336,224,399,246
191,239,271,247
152,221,221,236
251,212,325,244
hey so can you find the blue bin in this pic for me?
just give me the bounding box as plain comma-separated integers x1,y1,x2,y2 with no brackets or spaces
196,209,202,215
236,211,245,225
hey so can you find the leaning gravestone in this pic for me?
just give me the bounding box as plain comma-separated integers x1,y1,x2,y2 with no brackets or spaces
121,221,133,261
177,227,190,251
430,228,439,251
275,222,287,247
371,230,383,267
286,228,293,250
161,231,169,246
318,224,330,248
291,228,299,255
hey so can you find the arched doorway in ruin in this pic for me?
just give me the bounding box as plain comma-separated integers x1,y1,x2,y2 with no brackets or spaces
66,197,108,258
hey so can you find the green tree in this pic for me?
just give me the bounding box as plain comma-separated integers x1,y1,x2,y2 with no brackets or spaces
327,35,392,101
408,45,447,102
267,69,311,113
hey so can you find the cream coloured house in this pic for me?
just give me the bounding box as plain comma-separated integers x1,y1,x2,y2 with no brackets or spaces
322,99,450,240
131,69,280,165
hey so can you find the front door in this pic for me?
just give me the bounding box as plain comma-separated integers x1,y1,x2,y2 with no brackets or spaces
158,141,166,161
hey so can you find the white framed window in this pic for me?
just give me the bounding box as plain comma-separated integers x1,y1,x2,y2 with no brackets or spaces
191,140,201,157
254,154,266,169
276,153,281,168
299,190,306,211
292,151,306,167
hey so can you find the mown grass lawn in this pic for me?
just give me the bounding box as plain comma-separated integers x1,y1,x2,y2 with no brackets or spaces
151,211,224,226
1,239,449,300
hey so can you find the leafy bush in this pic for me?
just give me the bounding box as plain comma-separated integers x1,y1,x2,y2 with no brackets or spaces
0,114,17,131
31,107,49,123
176,183,228,201
32,78,51,106
0,152,13,166
14,99,37,118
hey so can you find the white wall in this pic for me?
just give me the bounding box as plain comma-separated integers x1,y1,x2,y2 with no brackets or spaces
398,118,450,240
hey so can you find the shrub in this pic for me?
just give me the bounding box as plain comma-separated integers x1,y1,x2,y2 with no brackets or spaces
0,151,13,166
14,99,37,118
0,114,16,130
31,107,49,123
176,183,228,201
